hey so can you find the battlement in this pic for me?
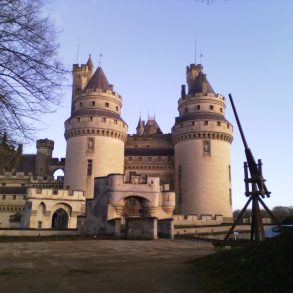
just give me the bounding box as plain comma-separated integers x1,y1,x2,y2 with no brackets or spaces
179,92,225,104
36,139,54,150
0,172,32,179
186,63,203,72
173,214,223,225
81,88,122,99
27,188,85,200
72,63,87,70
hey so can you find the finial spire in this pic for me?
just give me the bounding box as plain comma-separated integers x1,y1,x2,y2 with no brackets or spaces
194,33,197,65
99,53,103,66
200,53,203,64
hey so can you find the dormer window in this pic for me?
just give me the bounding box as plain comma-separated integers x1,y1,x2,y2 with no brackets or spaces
105,102,109,108
209,105,214,110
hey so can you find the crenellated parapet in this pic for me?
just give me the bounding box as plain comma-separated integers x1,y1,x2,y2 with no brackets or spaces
26,188,85,201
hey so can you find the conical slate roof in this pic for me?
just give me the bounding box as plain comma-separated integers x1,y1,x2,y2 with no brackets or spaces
86,55,94,68
188,71,215,95
144,118,163,135
85,66,111,91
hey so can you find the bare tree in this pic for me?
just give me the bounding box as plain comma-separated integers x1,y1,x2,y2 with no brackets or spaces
0,0,66,143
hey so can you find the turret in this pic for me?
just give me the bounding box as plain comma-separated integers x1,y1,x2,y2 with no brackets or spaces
35,139,54,176
64,57,128,198
136,117,145,136
172,64,233,221
71,55,94,111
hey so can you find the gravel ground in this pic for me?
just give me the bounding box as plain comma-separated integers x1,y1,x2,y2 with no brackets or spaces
0,239,215,293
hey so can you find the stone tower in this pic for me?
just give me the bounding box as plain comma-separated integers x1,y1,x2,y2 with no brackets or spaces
172,64,233,220
64,56,128,198
35,139,54,176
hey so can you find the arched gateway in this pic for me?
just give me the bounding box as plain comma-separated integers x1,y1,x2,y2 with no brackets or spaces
52,208,68,229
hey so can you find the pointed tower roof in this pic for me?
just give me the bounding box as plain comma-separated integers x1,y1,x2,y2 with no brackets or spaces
85,66,111,91
86,54,94,69
144,117,163,135
136,117,144,129
188,71,215,95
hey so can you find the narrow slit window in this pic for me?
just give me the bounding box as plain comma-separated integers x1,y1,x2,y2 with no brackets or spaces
87,159,93,176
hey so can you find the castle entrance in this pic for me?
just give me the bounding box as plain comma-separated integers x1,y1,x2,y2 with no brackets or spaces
52,208,68,229
123,196,145,217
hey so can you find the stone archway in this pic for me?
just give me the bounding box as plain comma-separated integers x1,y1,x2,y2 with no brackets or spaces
123,196,145,217
52,208,68,229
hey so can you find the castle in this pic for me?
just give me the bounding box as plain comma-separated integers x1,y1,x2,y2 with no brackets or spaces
0,56,233,236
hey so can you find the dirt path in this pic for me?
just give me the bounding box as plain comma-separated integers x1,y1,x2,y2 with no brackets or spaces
0,239,214,293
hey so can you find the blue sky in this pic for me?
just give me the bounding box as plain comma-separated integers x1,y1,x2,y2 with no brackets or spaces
24,0,293,210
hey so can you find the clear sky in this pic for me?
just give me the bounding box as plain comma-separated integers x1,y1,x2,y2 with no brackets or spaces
24,0,293,210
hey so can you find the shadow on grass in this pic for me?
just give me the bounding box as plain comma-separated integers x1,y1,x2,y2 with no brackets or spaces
192,232,293,293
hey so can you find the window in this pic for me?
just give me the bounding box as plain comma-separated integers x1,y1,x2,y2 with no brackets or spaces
148,157,152,161
102,117,106,122
203,140,211,156
229,165,231,182
2,183,6,186
116,106,119,111
87,160,93,176
209,105,214,110
196,105,200,110
91,101,95,106
129,157,132,161
114,120,118,125
77,117,81,122
138,157,142,161
192,121,195,126
185,107,188,113
217,121,221,126
229,188,232,206
2,195,6,200
105,102,109,108
220,107,223,113
79,102,83,108
227,124,230,129
90,117,93,121
13,195,16,200
146,145,150,148
204,121,208,125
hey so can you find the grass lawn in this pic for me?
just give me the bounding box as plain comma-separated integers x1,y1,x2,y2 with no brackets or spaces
193,232,293,293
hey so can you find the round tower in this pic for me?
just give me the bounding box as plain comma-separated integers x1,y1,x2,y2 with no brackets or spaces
64,57,128,198
172,64,233,220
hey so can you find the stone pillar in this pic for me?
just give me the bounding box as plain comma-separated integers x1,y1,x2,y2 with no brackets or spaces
157,218,174,239
126,217,158,240
107,218,121,238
